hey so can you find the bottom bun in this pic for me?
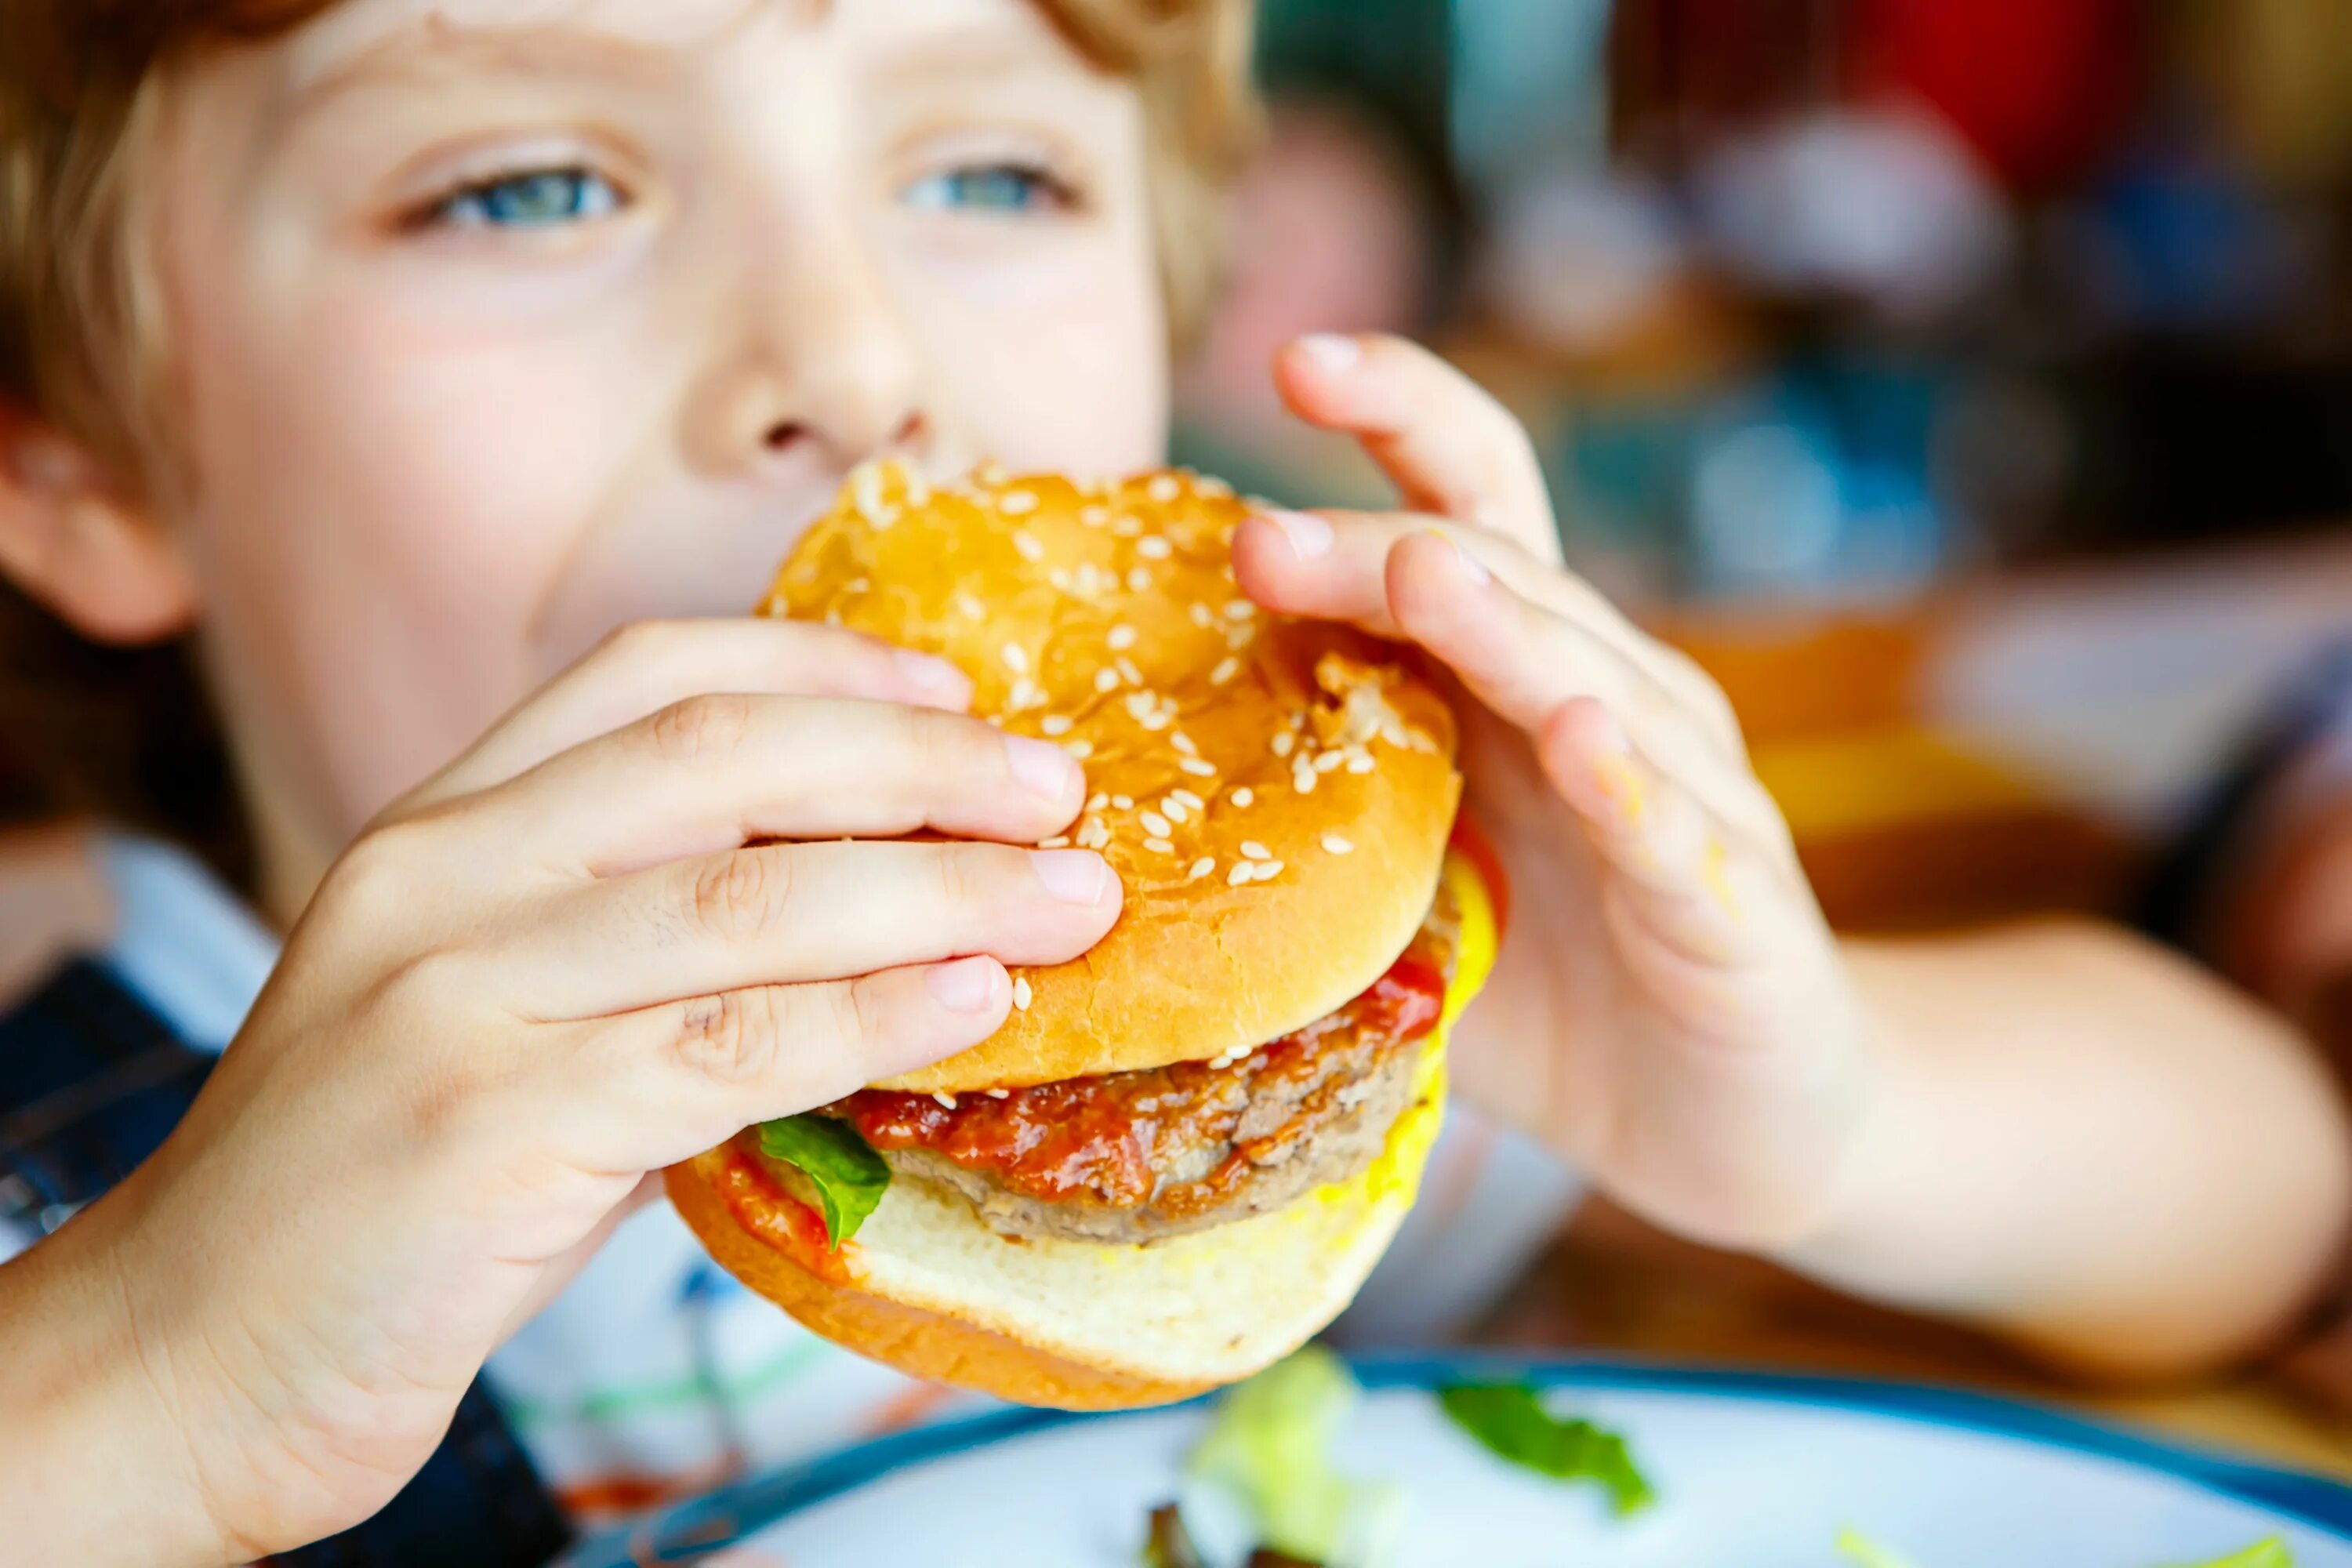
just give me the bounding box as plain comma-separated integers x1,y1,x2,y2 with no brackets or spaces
666,849,1499,1410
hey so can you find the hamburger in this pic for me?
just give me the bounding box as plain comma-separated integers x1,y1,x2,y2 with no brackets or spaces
666,461,1502,1410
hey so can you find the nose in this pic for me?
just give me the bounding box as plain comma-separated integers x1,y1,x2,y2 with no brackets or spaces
684,215,935,481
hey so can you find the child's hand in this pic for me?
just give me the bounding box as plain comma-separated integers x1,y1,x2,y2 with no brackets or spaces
1233,335,1866,1253
27,620,1121,1562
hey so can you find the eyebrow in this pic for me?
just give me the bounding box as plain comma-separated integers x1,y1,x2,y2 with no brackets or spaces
274,19,694,131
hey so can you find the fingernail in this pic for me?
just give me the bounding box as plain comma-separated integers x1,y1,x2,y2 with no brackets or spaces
927,956,1002,1013
1030,848,1110,905
895,650,971,705
1297,333,1362,371
1261,509,1334,560
1004,735,1076,799
1437,530,1491,586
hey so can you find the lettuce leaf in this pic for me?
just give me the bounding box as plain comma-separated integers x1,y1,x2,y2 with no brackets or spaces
1437,1382,1655,1517
754,1115,890,1248
1187,1348,1402,1564
2169,1542,2293,1568
1836,1529,1918,1568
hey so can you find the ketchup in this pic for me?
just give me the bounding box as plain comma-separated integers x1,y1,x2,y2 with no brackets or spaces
838,936,1450,1212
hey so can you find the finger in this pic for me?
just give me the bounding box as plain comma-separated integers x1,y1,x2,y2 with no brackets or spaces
506,840,1120,1022
405,619,974,815
1235,510,1739,752
555,959,1011,1169
1541,699,1803,968
1272,332,1561,561
470,695,1087,878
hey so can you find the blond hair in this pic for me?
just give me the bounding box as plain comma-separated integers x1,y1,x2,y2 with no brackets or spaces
0,0,1259,872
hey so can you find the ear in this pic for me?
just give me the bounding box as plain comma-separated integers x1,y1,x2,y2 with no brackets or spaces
0,402,195,644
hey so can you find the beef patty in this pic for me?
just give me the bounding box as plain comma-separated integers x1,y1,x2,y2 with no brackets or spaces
829,881,1461,1246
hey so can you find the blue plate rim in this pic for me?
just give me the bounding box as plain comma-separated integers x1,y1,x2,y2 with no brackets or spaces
561,1352,2352,1565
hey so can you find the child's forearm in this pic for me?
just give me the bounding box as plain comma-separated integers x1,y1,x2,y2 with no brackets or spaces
1784,920,2352,1380
0,1192,239,1567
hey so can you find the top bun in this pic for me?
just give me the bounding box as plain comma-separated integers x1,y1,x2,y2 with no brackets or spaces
766,462,1462,1094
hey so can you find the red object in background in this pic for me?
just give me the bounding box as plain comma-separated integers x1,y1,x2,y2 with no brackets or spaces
1856,0,2143,193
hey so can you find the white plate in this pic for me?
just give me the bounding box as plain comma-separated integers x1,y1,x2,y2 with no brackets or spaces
562,1357,2352,1566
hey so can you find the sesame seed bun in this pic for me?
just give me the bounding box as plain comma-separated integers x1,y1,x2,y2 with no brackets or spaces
761,462,1464,1094
666,848,1502,1409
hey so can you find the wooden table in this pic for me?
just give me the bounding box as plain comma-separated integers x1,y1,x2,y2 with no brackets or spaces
1471,532,2352,1481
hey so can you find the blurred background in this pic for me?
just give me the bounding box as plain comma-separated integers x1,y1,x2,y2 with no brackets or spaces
1168,0,2352,936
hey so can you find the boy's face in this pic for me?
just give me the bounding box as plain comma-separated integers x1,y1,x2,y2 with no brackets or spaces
154,0,1168,888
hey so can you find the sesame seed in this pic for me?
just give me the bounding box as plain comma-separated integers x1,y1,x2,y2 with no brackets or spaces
1081,505,1109,528
1123,691,1154,721
1160,797,1188,824
1254,860,1286,882
956,593,987,621
845,577,871,595
1137,535,1173,561
1171,731,1198,756
1210,657,1241,686
1001,643,1029,674
1227,626,1254,652
1171,789,1206,811
1180,757,1219,779
1189,602,1216,630
1240,841,1270,861
824,608,843,625
1013,532,1045,563
935,1091,960,1109
1272,732,1296,758
1008,677,1043,711
1112,515,1145,538
1315,749,1345,774
1087,792,1109,812
988,1088,1011,1100
1108,624,1138,651
1347,752,1376,775
1224,600,1257,622
1116,656,1145,688
1048,568,1073,593
1228,862,1256,887
1231,787,1255,808
1011,978,1033,1011
1294,766,1318,794
1322,834,1354,855
1141,811,1173,837
1063,739,1094,760
1095,666,1122,694
1038,835,1071,850
1112,794,1135,810
853,463,887,523
1078,818,1110,849
977,460,1008,484
1040,714,1074,737
1188,858,1217,881
1138,710,1171,732
1196,474,1234,499
1144,837,1175,855
1148,474,1181,503
999,489,1040,517
1127,568,1152,592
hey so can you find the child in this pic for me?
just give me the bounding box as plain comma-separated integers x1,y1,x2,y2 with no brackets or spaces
2,3,2347,1566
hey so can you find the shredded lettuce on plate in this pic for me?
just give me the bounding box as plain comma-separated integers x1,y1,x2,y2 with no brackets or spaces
1836,1530,2292,1568
1436,1382,1654,1517
1183,1348,1405,1568
753,1114,891,1247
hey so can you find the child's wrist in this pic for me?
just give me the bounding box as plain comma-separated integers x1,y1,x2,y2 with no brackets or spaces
0,1184,248,1567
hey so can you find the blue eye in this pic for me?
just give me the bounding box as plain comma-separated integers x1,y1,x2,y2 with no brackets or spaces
434,167,622,229
902,164,1064,214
